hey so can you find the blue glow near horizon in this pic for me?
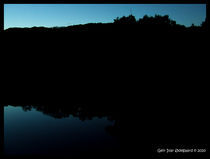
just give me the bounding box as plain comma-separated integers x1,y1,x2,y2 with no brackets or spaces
4,4,206,29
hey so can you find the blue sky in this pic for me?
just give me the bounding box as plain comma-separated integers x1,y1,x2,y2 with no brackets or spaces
4,4,206,29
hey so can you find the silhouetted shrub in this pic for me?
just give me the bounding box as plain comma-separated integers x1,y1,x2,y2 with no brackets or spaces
138,14,176,26
201,18,208,31
114,14,136,24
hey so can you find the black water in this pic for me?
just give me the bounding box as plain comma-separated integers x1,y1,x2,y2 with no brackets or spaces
0,105,120,158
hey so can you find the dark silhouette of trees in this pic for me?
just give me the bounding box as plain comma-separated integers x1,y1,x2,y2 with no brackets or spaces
114,14,136,24
136,14,181,31
138,14,176,26
201,18,208,31
2,104,120,122
4,14,206,32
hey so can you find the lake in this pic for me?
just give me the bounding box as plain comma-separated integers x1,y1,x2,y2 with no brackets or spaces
0,105,120,158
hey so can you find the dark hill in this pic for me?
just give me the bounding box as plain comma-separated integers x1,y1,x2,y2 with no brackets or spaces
5,14,207,32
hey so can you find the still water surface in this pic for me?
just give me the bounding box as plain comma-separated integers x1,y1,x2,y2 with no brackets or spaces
3,105,119,156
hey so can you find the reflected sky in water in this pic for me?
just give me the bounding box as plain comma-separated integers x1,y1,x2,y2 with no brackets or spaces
4,106,119,156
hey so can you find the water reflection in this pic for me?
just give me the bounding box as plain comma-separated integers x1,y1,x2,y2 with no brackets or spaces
0,104,120,157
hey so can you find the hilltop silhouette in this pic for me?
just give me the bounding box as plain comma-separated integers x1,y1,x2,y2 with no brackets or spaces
5,14,207,32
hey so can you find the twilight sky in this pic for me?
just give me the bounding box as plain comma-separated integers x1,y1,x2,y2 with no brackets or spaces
4,4,206,29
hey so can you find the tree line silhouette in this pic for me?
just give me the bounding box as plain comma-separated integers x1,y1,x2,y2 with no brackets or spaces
5,14,207,32
2,104,120,119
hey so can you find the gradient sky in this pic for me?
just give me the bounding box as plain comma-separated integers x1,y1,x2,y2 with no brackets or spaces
4,4,206,29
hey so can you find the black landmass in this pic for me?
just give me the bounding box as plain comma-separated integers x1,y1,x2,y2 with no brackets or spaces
4,14,208,32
